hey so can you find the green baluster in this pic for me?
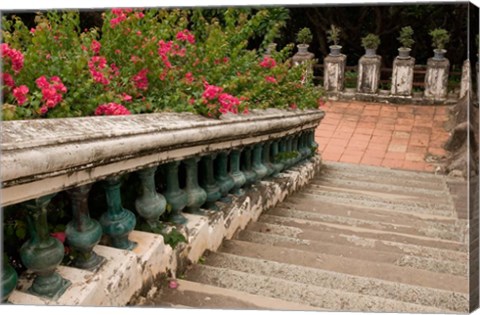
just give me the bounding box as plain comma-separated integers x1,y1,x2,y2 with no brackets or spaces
292,134,301,164
65,184,104,270
241,146,257,187
99,176,137,250
286,135,295,168
1,259,18,303
200,154,222,210
135,166,166,230
252,143,268,180
309,129,319,155
163,161,188,225
229,149,246,196
270,140,284,175
278,137,287,171
215,151,235,202
184,157,208,214
19,194,71,299
299,132,310,161
262,141,275,177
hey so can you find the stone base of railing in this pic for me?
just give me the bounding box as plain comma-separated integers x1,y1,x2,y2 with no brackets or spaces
7,155,322,307
327,90,459,105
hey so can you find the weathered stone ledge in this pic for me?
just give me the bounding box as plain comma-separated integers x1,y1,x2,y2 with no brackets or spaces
7,155,322,307
1,109,324,206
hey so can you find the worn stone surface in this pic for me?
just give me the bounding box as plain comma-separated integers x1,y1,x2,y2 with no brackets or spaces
424,57,450,100
459,59,472,99
1,109,324,206
357,55,381,94
154,161,469,313
391,56,415,96
7,156,322,307
323,54,346,93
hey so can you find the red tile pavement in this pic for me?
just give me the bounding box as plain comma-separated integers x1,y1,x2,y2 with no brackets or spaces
315,100,452,173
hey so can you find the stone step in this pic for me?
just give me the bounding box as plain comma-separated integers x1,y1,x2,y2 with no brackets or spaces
262,208,467,251
271,203,467,243
185,263,458,313
217,239,468,294
320,161,447,184
150,279,321,310
280,195,465,238
292,190,455,217
255,215,467,262
240,222,467,277
201,251,469,312
238,229,466,277
310,176,450,200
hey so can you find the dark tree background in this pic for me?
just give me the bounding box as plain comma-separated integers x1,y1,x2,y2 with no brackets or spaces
282,3,477,68
3,3,478,69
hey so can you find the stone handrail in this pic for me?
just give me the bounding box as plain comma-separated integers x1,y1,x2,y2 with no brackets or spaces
1,108,324,305
1,109,324,207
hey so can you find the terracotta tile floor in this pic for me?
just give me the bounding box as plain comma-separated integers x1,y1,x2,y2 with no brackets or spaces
315,100,452,172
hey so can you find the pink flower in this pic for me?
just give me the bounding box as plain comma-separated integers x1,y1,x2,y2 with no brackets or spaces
184,72,194,84
202,83,223,100
168,280,178,289
259,56,276,69
115,49,121,55
30,28,36,34
290,103,297,110
2,73,15,88
35,76,67,109
218,93,240,114
176,30,195,44
95,102,131,116
39,105,48,115
135,12,145,19
265,76,277,83
122,93,132,102
91,40,101,55
50,232,66,243
13,85,29,105
1,43,25,73
318,99,326,108
132,69,149,91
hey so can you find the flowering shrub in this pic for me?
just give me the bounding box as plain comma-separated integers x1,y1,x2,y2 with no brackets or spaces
2,8,323,120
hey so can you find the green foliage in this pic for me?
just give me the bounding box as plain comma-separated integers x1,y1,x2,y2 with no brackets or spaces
161,228,187,249
361,33,381,49
296,27,313,45
326,24,341,46
273,151,299,163
397,26,415,48
2,8,322,120
429,28,450,50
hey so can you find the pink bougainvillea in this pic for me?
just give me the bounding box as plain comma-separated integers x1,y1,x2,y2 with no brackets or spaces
35,75,68,110
265,76,277,83
2,73,15,88
88,56,110,85
259,56,276,69
132,69,149,91
1,43,25,74
12,85,29,105
176,29,195,44
95,102,131,115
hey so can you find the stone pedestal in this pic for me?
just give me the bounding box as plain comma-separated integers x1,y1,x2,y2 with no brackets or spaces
424,57,450,101
459,59,471,99
357,55,381,94
323,54,346,93
391,56,415,96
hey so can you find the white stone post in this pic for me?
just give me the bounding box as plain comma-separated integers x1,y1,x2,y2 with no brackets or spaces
459,59,471,99
357,54,381,94
391,56,415,96
323,54,346,93
424,56,450,101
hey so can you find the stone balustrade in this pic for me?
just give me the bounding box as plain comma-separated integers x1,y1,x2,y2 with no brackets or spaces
1,108,324,306
320,50,477,104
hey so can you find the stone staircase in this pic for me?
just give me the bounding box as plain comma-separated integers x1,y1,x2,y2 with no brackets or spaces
141,162,470,313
